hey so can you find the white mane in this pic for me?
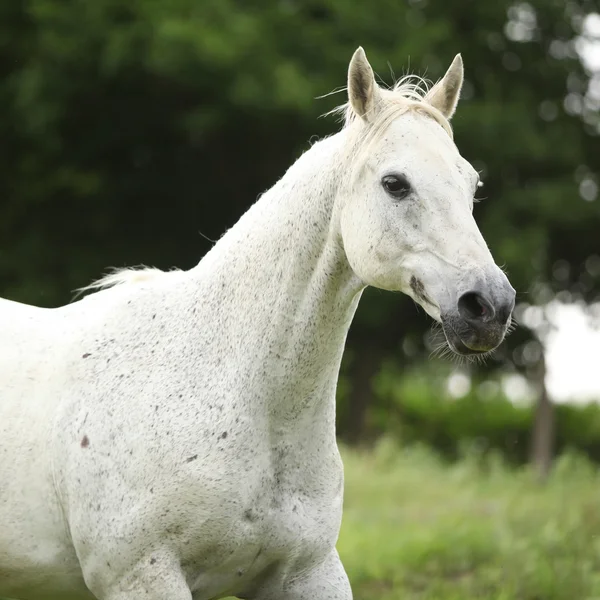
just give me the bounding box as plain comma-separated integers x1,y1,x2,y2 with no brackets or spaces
79,79,452,297
332,75,452,135
78,266,179,293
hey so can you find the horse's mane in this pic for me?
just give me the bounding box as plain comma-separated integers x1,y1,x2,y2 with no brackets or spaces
329,74,453,137
78,266,179,294
79,77,452,297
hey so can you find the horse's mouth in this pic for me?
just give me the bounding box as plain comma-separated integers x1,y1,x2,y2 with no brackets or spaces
445,334,490,356
442,320,500,356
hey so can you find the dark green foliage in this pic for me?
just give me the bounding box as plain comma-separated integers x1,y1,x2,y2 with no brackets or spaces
2,0,597,303
1,0,599,442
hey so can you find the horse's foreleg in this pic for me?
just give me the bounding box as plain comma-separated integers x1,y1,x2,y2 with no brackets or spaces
85,551,192,600
254,549,352,600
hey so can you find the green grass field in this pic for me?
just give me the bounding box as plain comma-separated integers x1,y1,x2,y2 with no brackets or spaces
337,439,600,599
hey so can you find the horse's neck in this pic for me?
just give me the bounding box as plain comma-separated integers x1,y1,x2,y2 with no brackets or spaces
192,132,363,427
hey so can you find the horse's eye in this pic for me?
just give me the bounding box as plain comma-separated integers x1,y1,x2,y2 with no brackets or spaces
382,175,411,200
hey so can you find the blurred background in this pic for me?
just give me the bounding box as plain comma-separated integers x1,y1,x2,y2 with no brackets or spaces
2,0,600,597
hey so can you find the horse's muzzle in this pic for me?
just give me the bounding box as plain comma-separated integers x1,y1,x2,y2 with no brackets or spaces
441,284,516,356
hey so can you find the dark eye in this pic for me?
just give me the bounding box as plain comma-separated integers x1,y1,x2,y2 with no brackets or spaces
381,174,411,200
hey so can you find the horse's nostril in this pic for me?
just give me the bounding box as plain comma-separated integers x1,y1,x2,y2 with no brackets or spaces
497,304,512,326
458,292,495,323
497,294,516,326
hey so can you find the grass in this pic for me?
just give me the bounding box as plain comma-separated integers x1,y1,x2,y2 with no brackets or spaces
338,439,600,599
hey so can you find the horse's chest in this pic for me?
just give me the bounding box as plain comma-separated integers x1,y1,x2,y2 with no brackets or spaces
188,454,343,596
239,459,342,552
194,498,339,598
252,484,337,550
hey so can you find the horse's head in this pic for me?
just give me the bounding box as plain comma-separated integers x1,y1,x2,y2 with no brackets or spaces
338,48,515,356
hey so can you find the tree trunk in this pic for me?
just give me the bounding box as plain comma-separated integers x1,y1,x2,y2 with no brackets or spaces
530,353,555,483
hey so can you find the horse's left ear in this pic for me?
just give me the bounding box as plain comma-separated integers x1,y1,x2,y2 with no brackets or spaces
424,54,464,119
348,47,381,121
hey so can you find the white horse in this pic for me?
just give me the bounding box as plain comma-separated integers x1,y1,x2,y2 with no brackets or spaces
0,48,515,600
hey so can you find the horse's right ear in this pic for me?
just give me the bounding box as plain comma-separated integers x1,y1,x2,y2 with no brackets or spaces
424,54,464,119
348,47,380,121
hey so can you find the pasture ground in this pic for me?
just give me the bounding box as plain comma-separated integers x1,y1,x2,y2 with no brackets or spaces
336,439,600,599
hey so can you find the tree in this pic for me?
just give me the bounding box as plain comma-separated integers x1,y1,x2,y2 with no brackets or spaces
0,0,598,442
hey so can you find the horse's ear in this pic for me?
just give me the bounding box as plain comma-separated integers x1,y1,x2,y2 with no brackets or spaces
348,47,380,121
424,54,464,119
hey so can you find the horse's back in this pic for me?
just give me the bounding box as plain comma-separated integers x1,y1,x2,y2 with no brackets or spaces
0,296,96,600
0,295,64,405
